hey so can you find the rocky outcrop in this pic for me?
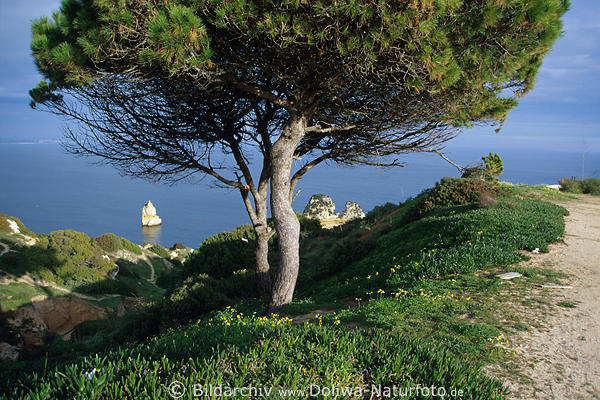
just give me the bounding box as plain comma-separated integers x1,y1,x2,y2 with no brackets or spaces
303,195,365,229
8,296,107,350
7,219,20,234
0,342,21,362
339,201,365,220
142,200,162,226
303,194,336,220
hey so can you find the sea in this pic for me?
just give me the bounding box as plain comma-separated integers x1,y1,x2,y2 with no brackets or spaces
0,143,598,248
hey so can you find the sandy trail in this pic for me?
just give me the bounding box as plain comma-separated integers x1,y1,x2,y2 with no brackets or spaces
0,242,10,257
503,195,600,399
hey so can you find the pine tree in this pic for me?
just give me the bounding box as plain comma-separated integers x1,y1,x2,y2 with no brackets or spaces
30,0,569,310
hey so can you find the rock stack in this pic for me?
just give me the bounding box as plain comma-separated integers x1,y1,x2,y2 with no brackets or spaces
303,194,365,229
141,201,162,226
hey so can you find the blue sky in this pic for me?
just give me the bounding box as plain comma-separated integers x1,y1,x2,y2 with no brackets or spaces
1,1,599,157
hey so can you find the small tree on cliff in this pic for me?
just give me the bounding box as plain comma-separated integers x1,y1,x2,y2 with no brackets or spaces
30,0,568,310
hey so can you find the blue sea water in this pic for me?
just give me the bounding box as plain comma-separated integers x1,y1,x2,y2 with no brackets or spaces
0,143,598,248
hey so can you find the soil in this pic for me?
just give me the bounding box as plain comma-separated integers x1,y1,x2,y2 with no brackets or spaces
499,195,600,399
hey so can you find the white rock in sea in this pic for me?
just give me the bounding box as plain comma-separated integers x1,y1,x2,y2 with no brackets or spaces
339,201,365,221
141,201,162,226
303,195,364,229
303,194,336,220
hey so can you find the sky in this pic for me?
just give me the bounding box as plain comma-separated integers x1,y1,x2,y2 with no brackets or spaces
0,1,599,157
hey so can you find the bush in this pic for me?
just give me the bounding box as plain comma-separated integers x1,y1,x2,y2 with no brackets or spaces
581,178,600,195
148,244,170,258
461,165,492,181
559,177,600,195
461,153,503,182
94,233,121,253
0,230,114,287
183,225,258,279
121,238,142,254
559,177,582,192
166,270,256,321
95,233,142,255
297,213,323,238
420,178,505,214
364,202,398,225
482,152,504,179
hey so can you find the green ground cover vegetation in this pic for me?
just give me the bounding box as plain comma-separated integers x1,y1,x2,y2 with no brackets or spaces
0,178,574,399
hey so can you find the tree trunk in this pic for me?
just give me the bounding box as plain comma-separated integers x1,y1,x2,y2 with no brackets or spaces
238,186,273,297
254,225,272,297
268,115,306,312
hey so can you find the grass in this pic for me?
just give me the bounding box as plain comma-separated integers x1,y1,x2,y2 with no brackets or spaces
1,307,507,399
115,275,164,300
297,197,567,306
0,282,54,311
501,182,578,201
557,301,576,308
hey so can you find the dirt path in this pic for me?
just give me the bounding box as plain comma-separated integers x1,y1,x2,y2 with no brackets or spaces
144,255,157,283
502,195,600,399
0,242,10,257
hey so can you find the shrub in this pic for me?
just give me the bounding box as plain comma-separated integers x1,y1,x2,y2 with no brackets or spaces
183,225,258,279
297,213,323,238
560,177,600,195
10,230,115,286
166,271,255,321
121,238,142,254
94,233,122,253
299,238,376,286
478,192,499,208
364,202,398,225
95,233,142,255
482,152,504,179
461,165,492,181
581,178,600,195
148,244,170,258
559,177,582,193
461,153,503,182
420,178,505,214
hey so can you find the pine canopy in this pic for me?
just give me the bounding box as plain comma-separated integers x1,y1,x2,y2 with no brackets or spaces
31,0,569,128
